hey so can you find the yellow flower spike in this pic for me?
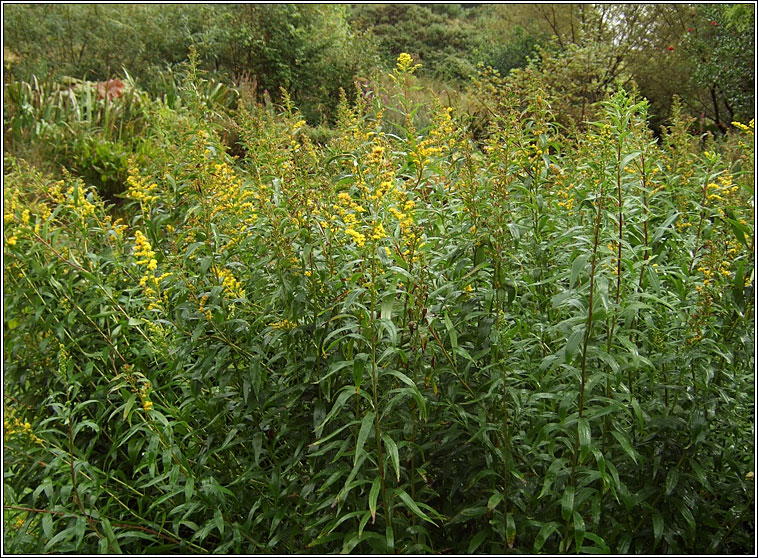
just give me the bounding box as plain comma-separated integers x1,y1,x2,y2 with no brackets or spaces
395,52,421,75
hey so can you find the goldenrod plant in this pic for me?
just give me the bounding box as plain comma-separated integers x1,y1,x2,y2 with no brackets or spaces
3,53,754,554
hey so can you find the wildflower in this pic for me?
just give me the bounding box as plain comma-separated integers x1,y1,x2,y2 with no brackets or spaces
397,53,413,70
668,46,675,51
345,227,366,247
732,120,754,132
371,222,387,241
271,319,297,330
395,52,421,75
133,231,155,264
218,267,246,299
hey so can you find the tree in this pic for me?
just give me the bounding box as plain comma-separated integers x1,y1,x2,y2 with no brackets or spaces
683,4,755,130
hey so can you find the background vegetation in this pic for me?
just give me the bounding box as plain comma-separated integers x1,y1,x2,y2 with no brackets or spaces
3,3,755,554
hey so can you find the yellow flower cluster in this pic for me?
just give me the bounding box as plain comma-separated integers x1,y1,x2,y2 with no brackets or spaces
395,52,421,75
58,343,70,376
371,221,387,241
139,381,153,412
134,231,170,311
732,119,754,133
271,319,298,330
48,180,67,204
334,191,369,247
134,230,157,270
389,196,417,245
64,183,97,221
4,408,42,445
104,215,128,244
694,232,745,293
412,106,457,169
3,187,24,248
198,294,213,321
218,267,246,300
706,173,739,207
345,227,367,247
208,162,258,221
125,164,159,205
555,181,575,211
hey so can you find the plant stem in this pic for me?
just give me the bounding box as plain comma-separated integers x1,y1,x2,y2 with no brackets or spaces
369,247,393,550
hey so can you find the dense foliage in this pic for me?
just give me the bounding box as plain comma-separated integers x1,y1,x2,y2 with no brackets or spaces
3,42,754,553
4,3,754,130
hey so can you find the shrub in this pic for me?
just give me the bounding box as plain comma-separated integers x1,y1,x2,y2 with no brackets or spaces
3,55,754,554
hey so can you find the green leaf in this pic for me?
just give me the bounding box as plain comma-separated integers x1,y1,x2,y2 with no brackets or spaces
487,492,503,512
467,528,490,554
395,488,438,526
611,430,638,465
665,468,679,495
573,511,585,549
565,328,584,362
123,393,136,422
506,513,516,549
443,311,457,349
619,150,641,171
561,486,575,522
100,517,122,554
651,211,680,245
383,434,400,482
317,386,354,433
214,508,224,536
571,253,587,287
652,509,663,542
726,217,750,249
380,293,394,320
42,513,53,538
578,417,591,463
534,521,560,552
581,532,610,553
630,397,644,431
539,458,567,499
677,501,696,534
357,510,372,539
369,476,381,523
355,411,375,465
185,477,194,501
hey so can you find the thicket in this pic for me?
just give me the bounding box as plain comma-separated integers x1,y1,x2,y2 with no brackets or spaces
3,4,754,130
3,41,754,554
